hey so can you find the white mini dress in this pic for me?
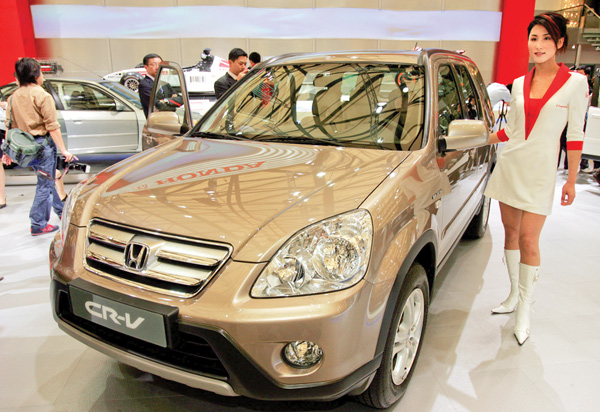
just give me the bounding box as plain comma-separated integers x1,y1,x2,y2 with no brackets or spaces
484,64,589,216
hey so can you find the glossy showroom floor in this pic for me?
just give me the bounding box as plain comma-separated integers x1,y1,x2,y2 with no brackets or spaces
1,165,599,412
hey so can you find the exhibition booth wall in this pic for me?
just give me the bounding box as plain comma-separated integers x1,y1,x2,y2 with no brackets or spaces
0,0,523,86
4,0,597,86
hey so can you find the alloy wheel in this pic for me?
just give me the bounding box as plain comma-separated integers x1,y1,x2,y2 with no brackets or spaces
391,288,425,386
124,78,139,92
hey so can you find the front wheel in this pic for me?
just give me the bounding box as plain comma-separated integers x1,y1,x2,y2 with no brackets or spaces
356,263,429,409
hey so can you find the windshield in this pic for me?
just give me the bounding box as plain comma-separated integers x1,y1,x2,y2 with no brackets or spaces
100,81,143,110
196,63,425,150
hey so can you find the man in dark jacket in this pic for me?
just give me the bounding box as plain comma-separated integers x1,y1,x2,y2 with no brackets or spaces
139,53,162,118
214,48,248,99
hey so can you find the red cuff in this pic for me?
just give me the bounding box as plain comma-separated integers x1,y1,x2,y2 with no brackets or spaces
566,141,583,151
497,129,509,142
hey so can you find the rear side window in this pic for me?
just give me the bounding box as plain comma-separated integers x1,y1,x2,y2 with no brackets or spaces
455,64,480,120
437,65,463,136
50,81,118,111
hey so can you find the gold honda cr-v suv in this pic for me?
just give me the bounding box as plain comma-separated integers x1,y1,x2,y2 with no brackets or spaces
50,49,494,409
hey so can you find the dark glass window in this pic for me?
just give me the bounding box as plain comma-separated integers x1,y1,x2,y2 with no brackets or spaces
437,65,463,136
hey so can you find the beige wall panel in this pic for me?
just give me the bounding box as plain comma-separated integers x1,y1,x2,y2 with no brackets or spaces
443,0,501,11
35,38,111,78
316,38,379,52
379,39,442,50
247,39,314,59
30,0,103,4
315,0,379,8
381,0,443,11
177,0,245,5
534,0,563,11
109,39,182,73
105,0,176,6
248,0,314,7
180,38,248,66
441,41,497,84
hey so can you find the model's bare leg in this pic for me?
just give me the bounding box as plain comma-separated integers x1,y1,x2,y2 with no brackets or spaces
518,211,546,266
55,169,67,201
499,202,522,250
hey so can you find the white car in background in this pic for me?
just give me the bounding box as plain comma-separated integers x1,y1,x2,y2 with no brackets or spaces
103,55,230,95
1,78,146,155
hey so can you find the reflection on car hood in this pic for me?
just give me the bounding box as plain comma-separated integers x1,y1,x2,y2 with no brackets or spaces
87,138,411,261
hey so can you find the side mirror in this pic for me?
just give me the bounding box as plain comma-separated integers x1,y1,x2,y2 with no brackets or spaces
147,111,182,134
439,119,489,152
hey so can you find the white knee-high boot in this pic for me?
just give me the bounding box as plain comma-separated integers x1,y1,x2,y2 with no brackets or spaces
514,263,540,345
491,249,520,314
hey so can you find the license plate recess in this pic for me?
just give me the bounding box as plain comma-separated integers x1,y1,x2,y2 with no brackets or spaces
68,278,178,348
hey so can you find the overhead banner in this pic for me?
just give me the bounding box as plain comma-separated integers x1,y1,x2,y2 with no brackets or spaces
31,5,501,41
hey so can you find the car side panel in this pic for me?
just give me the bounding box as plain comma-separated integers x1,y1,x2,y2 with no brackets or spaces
60,110,139,153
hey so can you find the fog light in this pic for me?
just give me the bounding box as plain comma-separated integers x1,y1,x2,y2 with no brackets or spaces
283,341,323,368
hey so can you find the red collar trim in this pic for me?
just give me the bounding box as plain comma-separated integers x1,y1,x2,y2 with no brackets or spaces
523,63,570,139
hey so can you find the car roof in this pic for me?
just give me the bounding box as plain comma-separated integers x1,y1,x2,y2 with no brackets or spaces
260,48,472,66
0,78,116,89
47,78,115,84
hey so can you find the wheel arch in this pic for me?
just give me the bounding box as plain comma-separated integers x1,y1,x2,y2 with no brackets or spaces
373,230,437,356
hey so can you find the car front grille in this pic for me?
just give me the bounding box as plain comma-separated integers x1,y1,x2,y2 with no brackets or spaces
84,219,232,298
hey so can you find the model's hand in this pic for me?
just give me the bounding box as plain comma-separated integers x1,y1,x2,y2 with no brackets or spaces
2,154,13,165
561,181,576,205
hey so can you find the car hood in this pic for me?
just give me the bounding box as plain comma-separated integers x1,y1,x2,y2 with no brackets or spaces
79,138,411,262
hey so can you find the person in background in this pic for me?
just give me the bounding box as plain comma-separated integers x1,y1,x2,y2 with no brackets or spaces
2,85,67,205
198,48,214,71
1,57,76,235
249,51,261,68
484,13,588,345
139,53,163,118
214,48,248,99
0,139,5,210
575,65,598,172
0,100,6,208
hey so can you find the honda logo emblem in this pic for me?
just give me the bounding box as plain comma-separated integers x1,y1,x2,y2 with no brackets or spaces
124,242,149,271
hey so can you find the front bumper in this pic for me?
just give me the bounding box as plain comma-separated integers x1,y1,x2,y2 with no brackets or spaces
50,278,381,401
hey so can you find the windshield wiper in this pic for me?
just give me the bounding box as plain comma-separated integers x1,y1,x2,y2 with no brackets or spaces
253,136,341,147
192,131,253,141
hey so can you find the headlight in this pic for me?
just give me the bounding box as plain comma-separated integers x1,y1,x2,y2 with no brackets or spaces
60,180,87,243
251,209,373,297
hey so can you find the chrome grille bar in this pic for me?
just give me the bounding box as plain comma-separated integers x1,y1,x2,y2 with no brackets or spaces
84,219,232,298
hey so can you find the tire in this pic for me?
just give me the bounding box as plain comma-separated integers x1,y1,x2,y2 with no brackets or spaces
122,76,140,93
464,195,491,239
356,263,429,409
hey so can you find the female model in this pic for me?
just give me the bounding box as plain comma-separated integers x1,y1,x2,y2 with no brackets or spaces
485,12,588,345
